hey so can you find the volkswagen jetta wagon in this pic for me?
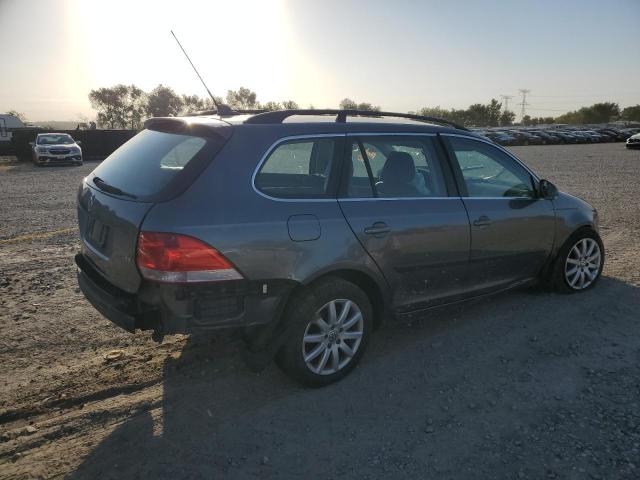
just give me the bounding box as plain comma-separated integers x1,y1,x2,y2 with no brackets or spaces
76,109,604,386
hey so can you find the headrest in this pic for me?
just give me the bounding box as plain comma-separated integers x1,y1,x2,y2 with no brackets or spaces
380,151,416,184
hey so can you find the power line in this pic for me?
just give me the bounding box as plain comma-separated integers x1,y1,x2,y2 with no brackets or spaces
526,107,573,112
499,95,513,113
528,92,640,98
518,89,530,120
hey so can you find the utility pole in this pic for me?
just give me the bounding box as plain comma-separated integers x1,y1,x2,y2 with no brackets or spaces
518,89,531,121
500,95,513,113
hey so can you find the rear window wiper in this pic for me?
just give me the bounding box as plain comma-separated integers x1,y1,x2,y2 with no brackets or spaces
92,176,137,199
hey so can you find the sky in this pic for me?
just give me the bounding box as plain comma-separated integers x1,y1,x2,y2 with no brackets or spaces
1,0,639,121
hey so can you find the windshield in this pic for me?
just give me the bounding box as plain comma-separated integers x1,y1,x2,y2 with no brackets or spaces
37,134,74,145
89,129,226,201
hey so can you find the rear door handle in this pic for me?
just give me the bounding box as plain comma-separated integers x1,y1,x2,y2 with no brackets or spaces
473,215,491,228
364,222,390,236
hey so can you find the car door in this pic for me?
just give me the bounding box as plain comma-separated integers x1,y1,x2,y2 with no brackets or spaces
338,134,471,312
442,134,555,292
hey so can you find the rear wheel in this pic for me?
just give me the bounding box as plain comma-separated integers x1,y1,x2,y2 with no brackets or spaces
549,229,604,293
276,277,373,387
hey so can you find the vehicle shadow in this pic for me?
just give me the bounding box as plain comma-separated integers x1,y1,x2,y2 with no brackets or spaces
68,276,640,479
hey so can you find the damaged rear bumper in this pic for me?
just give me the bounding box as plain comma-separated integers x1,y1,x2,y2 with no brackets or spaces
75,253,294,335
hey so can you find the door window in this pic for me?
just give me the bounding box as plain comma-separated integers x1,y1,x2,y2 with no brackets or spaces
448,137,535,198
344,136,447,198
255,137,338,198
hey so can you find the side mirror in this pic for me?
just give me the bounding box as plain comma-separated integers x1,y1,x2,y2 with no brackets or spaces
538,179,558,200
29,142,34,147
76,140,82,146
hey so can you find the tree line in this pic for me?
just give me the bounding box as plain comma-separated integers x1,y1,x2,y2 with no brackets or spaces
87,85,301,129
415,99,516,127
7,86,640,128
417,101,640,127
554,103,640,125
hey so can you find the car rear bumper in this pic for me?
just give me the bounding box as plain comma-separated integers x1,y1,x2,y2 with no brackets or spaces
75,253,294,335
77,261,137,332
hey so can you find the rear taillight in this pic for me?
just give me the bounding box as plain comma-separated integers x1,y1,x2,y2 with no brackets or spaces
136,232,242,283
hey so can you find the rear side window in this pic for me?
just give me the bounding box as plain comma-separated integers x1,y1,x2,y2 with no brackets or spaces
345,136,448,198
90,129,224,201
255,138,339,198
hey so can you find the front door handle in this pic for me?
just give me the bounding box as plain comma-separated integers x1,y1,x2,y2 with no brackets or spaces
364,222,390,236
473,215,491,228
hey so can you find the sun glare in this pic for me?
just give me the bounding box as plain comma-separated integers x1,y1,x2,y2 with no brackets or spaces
75,0,291,104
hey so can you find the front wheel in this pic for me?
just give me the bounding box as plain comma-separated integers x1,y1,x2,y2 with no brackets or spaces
550,229,604,293
276,277,373,387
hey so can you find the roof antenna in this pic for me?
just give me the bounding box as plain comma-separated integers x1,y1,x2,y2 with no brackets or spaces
170,30,234,116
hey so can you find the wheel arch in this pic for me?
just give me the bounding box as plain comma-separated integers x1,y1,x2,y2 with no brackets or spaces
300,266,390,329
543,223,602,285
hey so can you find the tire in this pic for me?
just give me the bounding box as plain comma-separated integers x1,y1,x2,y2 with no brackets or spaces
275,277,373,387
549,229,604,293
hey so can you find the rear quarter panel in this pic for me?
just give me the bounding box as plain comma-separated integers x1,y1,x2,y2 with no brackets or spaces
141,126,388,299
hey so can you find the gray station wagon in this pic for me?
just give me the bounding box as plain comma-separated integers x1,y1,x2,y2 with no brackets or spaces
76,109,604,386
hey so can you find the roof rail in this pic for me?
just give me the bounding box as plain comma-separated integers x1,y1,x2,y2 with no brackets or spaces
191,108,268,116
243,109,468,130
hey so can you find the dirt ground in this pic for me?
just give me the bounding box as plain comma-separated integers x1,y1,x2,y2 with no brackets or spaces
1,143,639,479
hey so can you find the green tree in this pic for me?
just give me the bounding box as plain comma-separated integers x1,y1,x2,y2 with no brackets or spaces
339,98,357,109
262,101,282,111
464,99,502,127
181,94,208,114
621,105,640,121
6,110,26,122
555,110,583,124
226,87,259,109
146,85,183,118
89,84,144,129
418,106,467,125
126,85,147,129
556,102,620,124
339,98,380,111
499,110,516,126
465,103,489,126
521,115,533,126
282,100,299,109
417,106,451,118
486,99,502,127
583,102,619,123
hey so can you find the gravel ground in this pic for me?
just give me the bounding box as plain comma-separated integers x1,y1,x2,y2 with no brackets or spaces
1,143,639,479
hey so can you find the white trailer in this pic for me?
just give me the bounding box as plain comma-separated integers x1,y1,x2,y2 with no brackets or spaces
0,114,26,145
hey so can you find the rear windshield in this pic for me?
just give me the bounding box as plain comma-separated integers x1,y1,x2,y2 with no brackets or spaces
89,129,225,202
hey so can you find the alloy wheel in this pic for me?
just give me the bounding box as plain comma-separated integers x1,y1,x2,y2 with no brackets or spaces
302,299,364,375
564,237,601,290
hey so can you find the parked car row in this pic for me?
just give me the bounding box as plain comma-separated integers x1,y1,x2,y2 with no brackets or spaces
475,126,640,146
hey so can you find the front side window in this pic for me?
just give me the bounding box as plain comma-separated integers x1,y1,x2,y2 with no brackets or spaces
255,137,338,198
345,136,447,198
448,137,535,198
